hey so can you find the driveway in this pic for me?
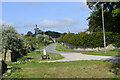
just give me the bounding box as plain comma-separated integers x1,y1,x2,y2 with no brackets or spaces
38,43,120,63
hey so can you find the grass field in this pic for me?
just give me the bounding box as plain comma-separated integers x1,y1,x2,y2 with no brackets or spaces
55,43,120,56
4,60,117,78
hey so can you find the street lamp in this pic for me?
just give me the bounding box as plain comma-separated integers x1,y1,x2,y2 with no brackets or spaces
93,2,106,53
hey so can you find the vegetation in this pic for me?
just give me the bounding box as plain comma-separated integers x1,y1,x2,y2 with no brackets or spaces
45,31,61,38
86,2,120,34
2,26,24,51
55,43,120,56
3,51,64,78
1,25,24,61
4,60,118,78
26,31,34,37
58,32,120,48
23,36,44,48
55,43,120,78
17,51,64,62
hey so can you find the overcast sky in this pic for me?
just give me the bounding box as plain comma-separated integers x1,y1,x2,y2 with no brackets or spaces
2,2,91,34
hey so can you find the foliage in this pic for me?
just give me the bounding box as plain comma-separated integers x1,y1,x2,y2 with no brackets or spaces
59,32,120,47
45,31,61,38
23,36,42,46
36,34,50,42
2,26,24,51
26,31,33,37
87,2,120,34
57,33,67,42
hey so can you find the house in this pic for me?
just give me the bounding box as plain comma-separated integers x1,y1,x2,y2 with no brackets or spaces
52,38,57,43
18,33,24,37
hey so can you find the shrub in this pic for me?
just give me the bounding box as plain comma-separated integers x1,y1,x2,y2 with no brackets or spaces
1,25,24,61
2,26,24,51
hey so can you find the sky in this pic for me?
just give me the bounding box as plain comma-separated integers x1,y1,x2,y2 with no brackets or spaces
2,2,91,34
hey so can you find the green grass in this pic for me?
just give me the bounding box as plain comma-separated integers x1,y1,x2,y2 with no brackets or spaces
4,60,118,78
17,51,64,62
3,43,120,78
3,51,64,78
33,43,45,50
55,43,120,56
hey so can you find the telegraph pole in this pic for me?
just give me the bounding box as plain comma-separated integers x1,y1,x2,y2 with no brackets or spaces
101,4,106,53
93,2,106,53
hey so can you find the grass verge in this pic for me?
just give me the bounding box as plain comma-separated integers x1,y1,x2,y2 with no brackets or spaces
3,60,118,78
55,43,120,56
3,51,64,78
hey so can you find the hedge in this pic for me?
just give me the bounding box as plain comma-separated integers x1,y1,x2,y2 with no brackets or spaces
58,32,120,47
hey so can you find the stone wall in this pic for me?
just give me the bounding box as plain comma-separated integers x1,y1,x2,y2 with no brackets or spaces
63,43,115,51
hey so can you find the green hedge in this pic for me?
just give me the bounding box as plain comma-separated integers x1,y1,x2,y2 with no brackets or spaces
58,32,120,47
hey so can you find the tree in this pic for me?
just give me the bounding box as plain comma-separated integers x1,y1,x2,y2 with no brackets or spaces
2,25,24,61
87,2,120,33
45,31,61,38
26,31,33,36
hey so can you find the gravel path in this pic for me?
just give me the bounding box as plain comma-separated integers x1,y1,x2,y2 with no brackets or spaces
37,43,120,64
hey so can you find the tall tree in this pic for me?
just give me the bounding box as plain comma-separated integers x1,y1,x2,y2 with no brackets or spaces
87,2,120,33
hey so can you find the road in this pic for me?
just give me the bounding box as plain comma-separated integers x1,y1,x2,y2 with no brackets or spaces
38,43,120,63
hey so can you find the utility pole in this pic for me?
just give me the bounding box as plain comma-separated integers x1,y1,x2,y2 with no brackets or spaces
101,4,106,53
93,2,106,53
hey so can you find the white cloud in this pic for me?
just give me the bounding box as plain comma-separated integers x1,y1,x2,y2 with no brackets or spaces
38,18,77,28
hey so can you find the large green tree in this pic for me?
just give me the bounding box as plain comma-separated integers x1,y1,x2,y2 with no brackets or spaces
87,2,120,33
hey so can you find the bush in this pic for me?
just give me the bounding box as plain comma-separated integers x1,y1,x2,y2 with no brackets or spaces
25,49,31,53
2,26,24,51
1,25,24,61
